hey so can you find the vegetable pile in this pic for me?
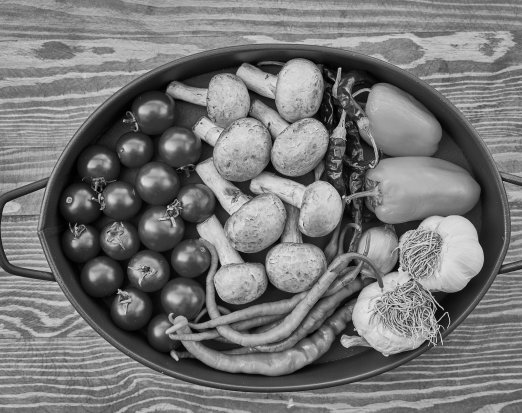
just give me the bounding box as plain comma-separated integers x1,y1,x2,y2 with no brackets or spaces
59,58,485,377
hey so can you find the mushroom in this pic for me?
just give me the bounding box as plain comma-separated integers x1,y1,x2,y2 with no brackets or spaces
166,73,250,128
249,98,328,177
197,215,267,305
249,172,343,238
266,203,327,293
192,116,271,182
236,58,324,122
196,158,286,253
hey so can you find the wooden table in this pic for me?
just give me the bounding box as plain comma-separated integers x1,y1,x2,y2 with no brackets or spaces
1,1,521,411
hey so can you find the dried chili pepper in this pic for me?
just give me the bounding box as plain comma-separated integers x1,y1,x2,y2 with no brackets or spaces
325,110,347,195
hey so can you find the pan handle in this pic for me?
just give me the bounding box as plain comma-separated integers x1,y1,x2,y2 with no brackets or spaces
0,178,55,281
499,171,522,274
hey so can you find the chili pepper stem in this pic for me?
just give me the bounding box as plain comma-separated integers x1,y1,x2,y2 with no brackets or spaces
340,334,371,349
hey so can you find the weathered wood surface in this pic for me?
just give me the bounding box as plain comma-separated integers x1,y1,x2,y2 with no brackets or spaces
1,1,521,411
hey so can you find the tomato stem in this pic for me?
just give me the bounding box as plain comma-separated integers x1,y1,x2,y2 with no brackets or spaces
123,111,139,132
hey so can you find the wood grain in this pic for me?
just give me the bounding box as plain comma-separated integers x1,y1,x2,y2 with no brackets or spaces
1,0,522,411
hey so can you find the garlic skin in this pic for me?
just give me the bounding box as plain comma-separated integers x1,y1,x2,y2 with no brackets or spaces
352,272,425,356
400,215,484,293
357,225,399,278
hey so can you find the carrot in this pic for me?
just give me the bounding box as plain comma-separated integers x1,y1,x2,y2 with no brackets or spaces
170,300,356,376
202,238,381,347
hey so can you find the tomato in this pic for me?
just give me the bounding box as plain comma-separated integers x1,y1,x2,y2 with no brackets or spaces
80,256,124,297
99,221,141,260
116,131,154,168
61,223,100,263
59,182,100,224
101,181,142,220
135,162,180,206
157,126,202,168
110,288,152,331
138,206,184,252
147,313,180,353
176,183,216,223
76,145,120,181
171,239,211,278
160,278,205,320
127,250,170,292
129,91,176,136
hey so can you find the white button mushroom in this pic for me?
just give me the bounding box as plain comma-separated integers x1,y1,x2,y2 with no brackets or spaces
236,58,324,122
192,116,272,182
196,159,286,253
250,172,343,238
166,73,250,128
197,215,267,305
265,203,327,293
249,98,329,177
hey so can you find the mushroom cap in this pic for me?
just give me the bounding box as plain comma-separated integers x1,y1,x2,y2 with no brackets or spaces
214,263,268,305
207,73,250,128
224,193,286,253
271,118,329,177
213,118,272,182
275,58,324,123
299,181,343,237
266,242,327,293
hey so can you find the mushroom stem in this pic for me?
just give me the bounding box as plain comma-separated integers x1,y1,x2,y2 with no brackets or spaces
250,172,305,208
196,215,243,266
280,203,302,244
166,81,208,106
196,158,251,215
192,116,222,146
249,98,289,137
236,63,277,99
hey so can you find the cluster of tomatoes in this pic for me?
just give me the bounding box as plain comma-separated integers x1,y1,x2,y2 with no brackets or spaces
58,91,215,353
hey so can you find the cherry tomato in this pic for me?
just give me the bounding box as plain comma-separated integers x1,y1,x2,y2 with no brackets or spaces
76,145,120,181
110,288,153,331
80,256,124,298
138,206,184,252
116,131,154,168
59,182,100,224
171,239,211,278
127,250,170,292
101,181,142,220
99,221,141,260
147,313,180,353
129,91,176,135
135,162,180,206
157,126,202,168
176,183,215,223
61,223,100,263
160,278,205,320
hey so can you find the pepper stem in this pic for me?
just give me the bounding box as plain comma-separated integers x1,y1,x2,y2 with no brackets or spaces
343,188,379,207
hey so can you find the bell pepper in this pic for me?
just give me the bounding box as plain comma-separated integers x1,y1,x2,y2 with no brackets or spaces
346,156,481,224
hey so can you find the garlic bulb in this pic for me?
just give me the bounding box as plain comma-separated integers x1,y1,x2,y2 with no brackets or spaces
398,215,484,293
349,271,444,356
357,225,399,278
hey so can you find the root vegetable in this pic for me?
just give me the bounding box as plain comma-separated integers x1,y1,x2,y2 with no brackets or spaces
197,216,267,305
196,158,286,253
236,58,324,123
250,172,342,237
166,73,250,127
398,215,484,293
170,299,355,376
265,203,327,293
346,271,447,356
192,116,271,182
249,98,328,177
